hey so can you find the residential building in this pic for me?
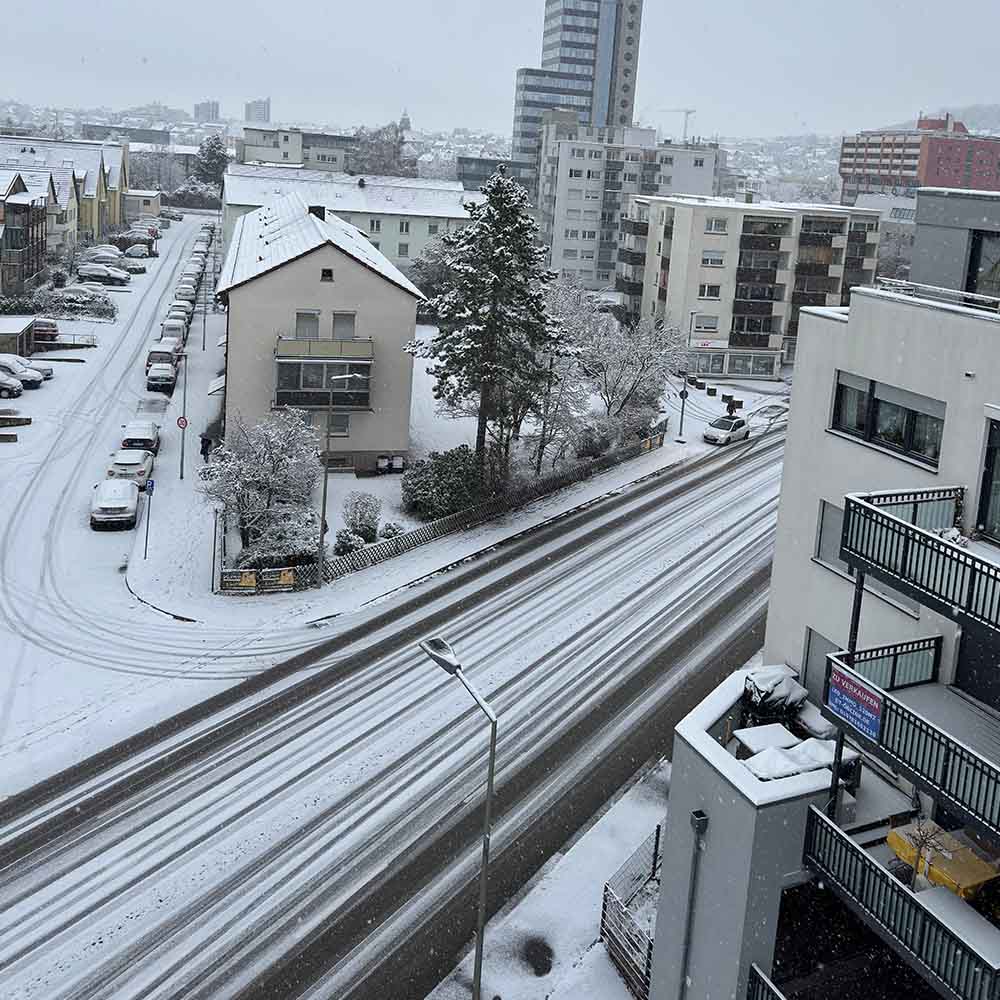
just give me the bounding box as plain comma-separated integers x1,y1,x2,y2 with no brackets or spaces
650,278,1000,1000
457,155,509,191
0,171,48,294
855,193,917,279
81,123,171,146
237,126,357,172
616,194,880,373
124,189,161,219
511,0,644,199
194,100,220,123
910,186,1000,296
839,112,1000,205
221,163,483,272
536,109,720,288
216,192,423,472
244,98,271,124
14,166,78,251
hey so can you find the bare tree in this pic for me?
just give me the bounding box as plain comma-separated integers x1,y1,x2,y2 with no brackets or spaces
903,818,947,889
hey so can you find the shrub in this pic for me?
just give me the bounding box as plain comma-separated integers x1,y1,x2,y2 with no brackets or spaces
235,505,321,569
574,418,616,459
333,528,366,556
164,178,221,209
379,521,407,540
401,444,486,521
50,268,69,289
342,490,381,543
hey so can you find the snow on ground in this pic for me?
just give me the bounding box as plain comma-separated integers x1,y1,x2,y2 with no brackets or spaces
427,758,671,1000
317,470,419,537
409,324,477,458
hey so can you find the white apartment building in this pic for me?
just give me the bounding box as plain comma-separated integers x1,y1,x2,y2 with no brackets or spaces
238,127,357,172
222,163,483,273
649,279,1000,1000
616,194,880,377
536,109,721,289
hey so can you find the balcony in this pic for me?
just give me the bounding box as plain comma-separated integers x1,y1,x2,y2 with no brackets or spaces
844,255,867,271
617,247,646,266
737,267,778,285
791,291,827,307
605,180,623,192
740,235,781,252
841,487,1000,634
606,159,625,171
804,805,1000,1000
799,232,835,247
795,261,831,276
275,336,375,359
275,388,370,409
615,276,644,297
746,965,788,1000
621,218,648,237
640,183,659,195
732,299,775,316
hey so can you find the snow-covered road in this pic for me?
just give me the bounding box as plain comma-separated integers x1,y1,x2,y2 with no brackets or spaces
0,432,782,999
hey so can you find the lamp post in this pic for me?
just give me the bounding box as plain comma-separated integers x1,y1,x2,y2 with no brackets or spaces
688,309,698,349
314,371,367,588
418,636,497,1000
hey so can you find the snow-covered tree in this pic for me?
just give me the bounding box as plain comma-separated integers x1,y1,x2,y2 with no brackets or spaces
129,151,185,192
408,166,563,480
350,122,415,177
198,410,320,544
342,491,381,543
236,505,323,569
333,529,366,556
194,134,229,186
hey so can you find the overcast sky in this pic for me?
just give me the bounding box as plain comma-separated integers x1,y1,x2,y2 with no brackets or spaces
6,0,998,137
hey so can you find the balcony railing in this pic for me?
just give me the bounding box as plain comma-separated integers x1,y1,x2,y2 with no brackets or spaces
804,806,1000,1000
746,965,788,1000
791,291,827,307
799,232,834,247
732,299,775,316
842,487,1000,633
617,247,646,266
621,218,649,237
795,261,830,276
615,276,644,297
740,235,781,252
737,267,778,284
275,336,375,359
274,388,370,409
822,644,1000,840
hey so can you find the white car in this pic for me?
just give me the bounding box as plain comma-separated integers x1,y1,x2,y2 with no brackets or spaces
85,244,122,257
175,286,197,303
1,354,53,379
146,363,177,394
121,420,160,455
0,358,43,389
124,244,150,258
169,299,194,318
703,416,750,445
0,371,22,399
90,480,139,530
78,263,130,286
106,449,155,487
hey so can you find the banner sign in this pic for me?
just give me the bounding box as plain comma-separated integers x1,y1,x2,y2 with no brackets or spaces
827,664,883,741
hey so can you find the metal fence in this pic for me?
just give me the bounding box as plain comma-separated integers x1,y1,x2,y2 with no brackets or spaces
747,964,789,1000
219,432,666,594
601,824,662,1000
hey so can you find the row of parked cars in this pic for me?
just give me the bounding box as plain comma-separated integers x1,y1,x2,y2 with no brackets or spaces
145,223,215,397
0,353,54,399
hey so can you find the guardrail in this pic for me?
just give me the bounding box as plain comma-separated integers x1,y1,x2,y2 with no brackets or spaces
747,964,788,1000
804,806,1000,1000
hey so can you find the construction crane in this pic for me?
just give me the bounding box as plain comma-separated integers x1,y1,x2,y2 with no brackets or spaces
648,108,697,143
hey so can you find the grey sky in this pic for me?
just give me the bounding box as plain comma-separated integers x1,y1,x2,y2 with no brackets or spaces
6,0,998,137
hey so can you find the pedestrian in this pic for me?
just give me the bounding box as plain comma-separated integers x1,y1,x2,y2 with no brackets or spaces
200,434,212,462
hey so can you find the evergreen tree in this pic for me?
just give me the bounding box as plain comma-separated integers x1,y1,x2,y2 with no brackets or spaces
409,166,562,480
194,134,229,187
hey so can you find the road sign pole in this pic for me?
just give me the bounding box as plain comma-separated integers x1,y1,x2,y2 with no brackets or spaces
143,479,155,559
202,285,207,352
179,356,188,480
675,375,689,444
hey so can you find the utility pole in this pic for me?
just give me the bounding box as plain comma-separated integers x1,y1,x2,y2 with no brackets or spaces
315,399,332,589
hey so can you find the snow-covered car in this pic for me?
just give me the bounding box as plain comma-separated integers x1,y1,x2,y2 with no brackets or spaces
62,283,108,296
703,416,750,445
175,285,197,303
169,299,194,318
155,217,171,229
0,358,43,389
80,251,122,267
106,449,155,487
31,318,59,342
118,259,147,274
121,420,160,454
124,244,150,258
146,363,177,394
2,354,53,379
161,208,183,221
165,309,190,330
78,264,130,286
160,318,187,343
0,371,22,399
90,480,139,530
85,244,123,257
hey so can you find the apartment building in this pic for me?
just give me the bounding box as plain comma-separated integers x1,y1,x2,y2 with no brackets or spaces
840,112,1000,205
194,100,220,123
237,126,357,172
244,98,271,124
650,279,1000,1000
536,109,720,288
511,0,644,199
0,170,49,294
616,194,880,375
15,166,78,251
457,155,509,191
221,163,483,272
216,192,423,471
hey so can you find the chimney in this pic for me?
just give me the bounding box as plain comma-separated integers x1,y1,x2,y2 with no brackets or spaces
307,205,326,221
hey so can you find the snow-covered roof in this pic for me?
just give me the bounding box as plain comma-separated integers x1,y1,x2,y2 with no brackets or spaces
14,167,75,209
126,189,161,198
5,189,46,206
636,192,879,217
0,137,103,197
217,191,424,300
223,162,483,220
919,186,1000,200
801,305,850,323
0,317,35,335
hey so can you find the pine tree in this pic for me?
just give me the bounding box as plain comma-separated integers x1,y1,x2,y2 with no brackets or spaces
194,134,229,187
410,166,563,480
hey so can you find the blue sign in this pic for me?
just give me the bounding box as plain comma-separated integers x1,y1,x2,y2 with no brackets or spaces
827,665,883,741
146,478,155,495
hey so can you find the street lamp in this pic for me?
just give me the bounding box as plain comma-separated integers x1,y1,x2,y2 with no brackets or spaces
418,636,498,1000
314,371,367,587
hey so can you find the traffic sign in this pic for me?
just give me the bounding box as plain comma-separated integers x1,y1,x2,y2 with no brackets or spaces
146,478,155,494
679,389,689,400
176,415,188,430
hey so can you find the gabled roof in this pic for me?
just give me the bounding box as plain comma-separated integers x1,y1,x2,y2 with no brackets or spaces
217,191,424,300
0,136,120,197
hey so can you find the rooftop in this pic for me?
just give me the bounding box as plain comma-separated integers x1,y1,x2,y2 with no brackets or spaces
216,191,423,299
634,193,879,217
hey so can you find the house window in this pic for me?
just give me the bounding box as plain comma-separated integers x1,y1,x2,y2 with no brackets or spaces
705,217,728,233
694,352,725,374
294,310,320,340
831,371,945,466
660,155,673,165
694,158,705,167
693,314,718,332
571,147,585,158
320,268,334,282
698,283,721,299
565,229,579,239
701,250,725,267
399,220,410,234
398,242,409,257
142,198,150,207
624,172,638,182
428,223,439,235
569,168,583,178
566,209,582,220
332,313,356,340
275,361,371,408
586,170,602,180
584,190,600,200
283,134,289,142
728,353,753,374
370,219,381,233
581,249,595,260
329,414,350,436
582,229,597,240
563,249,578,259
282,151,289,159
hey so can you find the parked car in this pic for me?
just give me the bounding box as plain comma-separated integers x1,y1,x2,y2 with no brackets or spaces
90,480,139,531
170,299,194,317
0,371,22,399
121,419,160,454
2,354,53,379
81,252,123,267
146,362,177,395
161,208,183,221
63,282,108,295
175,285,197,303
0,358,43,389
84,244,122,257
106,448,155,487
145,340,182,371
118,259,147,274
155,217,171,229
160,318,187,343
165,308,191,329
703,416,750,445
124,244,150,259
32,318,59,342
78,264,130,286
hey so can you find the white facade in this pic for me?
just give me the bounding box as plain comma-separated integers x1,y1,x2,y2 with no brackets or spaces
239,127,355,172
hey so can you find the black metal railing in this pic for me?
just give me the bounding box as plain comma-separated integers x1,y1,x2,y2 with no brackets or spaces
618,248,646,266
823,649,1000,840
842,487,1000,632
740,235,781,251
803,806,1000,1000
795,261,830,276
616,276,644,297
737,267,778,284
799,232,834,247
791,291,827,306
747,964,788,1000
621,218,649,237
832,636,941,691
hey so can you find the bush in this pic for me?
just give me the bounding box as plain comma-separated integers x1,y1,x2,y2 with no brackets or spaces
50,268,69,289
0,287,116,321
333,528,366,556
164,178,221,210
379,521,407,540
401,444,486,521
342,491,381,543
235,505,321,569
574,418,616,459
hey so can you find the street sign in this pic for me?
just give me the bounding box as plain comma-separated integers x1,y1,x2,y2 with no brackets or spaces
678,389,689,399
146,478,155,494
176,415,188,430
